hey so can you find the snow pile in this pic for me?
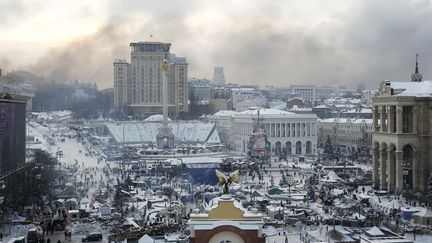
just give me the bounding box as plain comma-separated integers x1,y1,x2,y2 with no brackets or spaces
321,171,340,183
68,221,109,235
32,110,73,122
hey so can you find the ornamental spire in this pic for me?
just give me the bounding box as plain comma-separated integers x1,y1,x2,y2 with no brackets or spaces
411,53,423,82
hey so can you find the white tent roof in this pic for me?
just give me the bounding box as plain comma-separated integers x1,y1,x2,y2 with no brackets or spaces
144,114,171,122
138,234,154,243
106,121,220,144
366,226,385,236
413,208,432,218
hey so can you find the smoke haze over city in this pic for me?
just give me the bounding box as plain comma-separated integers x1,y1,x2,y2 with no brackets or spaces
1,0,432,89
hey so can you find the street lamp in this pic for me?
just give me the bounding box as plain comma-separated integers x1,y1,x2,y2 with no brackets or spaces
287,176,294,205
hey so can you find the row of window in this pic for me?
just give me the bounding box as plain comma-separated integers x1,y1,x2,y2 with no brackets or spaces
234,123,316,137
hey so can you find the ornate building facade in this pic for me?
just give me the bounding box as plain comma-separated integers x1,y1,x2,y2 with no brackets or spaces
232,109,318,157
317,118,372,158
210,109,318,157
372,71,432,193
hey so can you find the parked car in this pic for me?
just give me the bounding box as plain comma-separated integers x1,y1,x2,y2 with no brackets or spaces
82,232,103,242
27,228,43,243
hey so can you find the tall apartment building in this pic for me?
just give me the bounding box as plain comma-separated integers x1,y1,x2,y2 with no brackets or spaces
113,42,188,118
0,98,26,174
212,67,226,86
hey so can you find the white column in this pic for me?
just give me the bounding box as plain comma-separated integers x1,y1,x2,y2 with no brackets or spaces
395,151,403,193
289,123,292,137
387,106,394,133
373,106,379,131
162,63,169,122
291,123,295,137
372,147,380,188
387,150,395,192
287,123,290,137
282,123,285,137
302,123,305,137
412,106,418,133
380,106,386,132
412,151,419,191
276,123,281,137
396,106,403,133
379,148,387,190
272,123,275,137
303,123,305,137
312,123,315,136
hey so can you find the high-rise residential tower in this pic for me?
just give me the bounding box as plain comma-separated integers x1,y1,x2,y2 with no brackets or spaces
113,42,188,118
212,67,226,86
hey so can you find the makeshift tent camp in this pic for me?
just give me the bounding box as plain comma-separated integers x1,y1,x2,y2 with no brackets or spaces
7,212,26,222
400,207,421,221
412,208,432,225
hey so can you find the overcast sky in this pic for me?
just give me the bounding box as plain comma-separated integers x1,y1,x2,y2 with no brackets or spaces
1,0,431,89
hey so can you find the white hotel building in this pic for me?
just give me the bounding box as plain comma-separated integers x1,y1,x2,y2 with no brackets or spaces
211,109,318,156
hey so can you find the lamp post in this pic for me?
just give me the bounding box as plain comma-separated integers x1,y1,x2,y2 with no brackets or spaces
287,176,293,205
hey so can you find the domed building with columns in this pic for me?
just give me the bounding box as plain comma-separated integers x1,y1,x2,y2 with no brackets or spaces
232,108,318,158
372,60,432,193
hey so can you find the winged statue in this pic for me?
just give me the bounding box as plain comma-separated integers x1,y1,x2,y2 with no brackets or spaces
215,169,240,194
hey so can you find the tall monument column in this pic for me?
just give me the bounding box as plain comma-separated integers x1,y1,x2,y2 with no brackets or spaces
156,45,175,149
162,60,169,123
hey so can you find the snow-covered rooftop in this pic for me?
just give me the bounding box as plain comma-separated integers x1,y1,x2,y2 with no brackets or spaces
233,108,317,120
289,105,312,111
387,80,432,97
211,110,238,117
320,118,372,125
239,108,294,116
342,108,372,113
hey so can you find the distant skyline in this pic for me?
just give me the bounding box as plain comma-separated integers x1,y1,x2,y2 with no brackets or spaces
1,0,431,89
